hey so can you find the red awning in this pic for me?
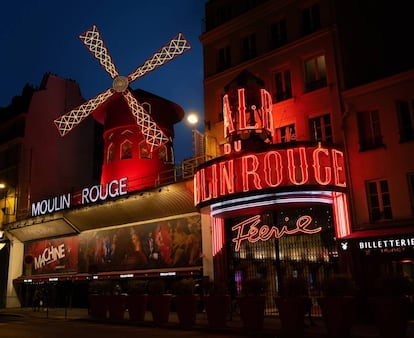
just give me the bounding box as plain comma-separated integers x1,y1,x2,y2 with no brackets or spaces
342,226,414,240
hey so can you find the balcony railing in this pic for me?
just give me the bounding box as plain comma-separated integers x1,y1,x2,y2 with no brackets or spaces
12,156,210,223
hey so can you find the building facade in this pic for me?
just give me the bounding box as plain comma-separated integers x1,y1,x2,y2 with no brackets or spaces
198,0,414,314
1,0,414,316
0,73,202,309
339,70,414,296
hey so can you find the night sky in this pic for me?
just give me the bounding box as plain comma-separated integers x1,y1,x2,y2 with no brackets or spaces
0,0,205,163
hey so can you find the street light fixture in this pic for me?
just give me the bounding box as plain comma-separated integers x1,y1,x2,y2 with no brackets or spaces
186,112,205,166
186,112,199,126
0,184,6,251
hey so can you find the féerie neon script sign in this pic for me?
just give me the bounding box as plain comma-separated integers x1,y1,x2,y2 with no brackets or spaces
232,214,322,251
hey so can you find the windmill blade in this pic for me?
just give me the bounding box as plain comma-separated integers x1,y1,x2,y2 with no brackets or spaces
127,33,191,83
54,88,114,136
79,25,119,79
123,89,169,151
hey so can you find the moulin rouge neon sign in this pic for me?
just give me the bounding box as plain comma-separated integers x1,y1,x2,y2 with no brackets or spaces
223,88,273,138
31,177,128,217
232,214,322,251
194,86,347,207
194,145,346,206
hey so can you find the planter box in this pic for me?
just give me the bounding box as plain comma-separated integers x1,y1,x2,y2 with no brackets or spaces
148,294,172,325
107,295,127,320
275,296,310,338
318,296,355,338
237,295,266,331
174,294,200,327
204,294,231,328
127,294,148,322
370,296,410,338
88,294,108,320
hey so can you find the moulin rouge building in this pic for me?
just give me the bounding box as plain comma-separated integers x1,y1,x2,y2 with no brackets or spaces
194,74,351,314
1,28,205,309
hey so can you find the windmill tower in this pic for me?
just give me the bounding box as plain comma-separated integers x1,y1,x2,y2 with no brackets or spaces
54,25,190,191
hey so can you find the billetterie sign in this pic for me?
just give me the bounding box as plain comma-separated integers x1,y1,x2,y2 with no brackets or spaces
358,237,414,250
31,177,128,217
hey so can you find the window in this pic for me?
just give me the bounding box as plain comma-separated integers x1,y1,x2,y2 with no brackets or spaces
158,145,168,162
121,140,132,159
271,19,287,49
241,33,256,61
121,130,133,137
217,45,231,71
304,55,327,92
357,110,383,151
396,100,414,142
408,173,414,215
217,5,232,25
301,3,321,36
107,143,114,163
275,124,296,143
366,179,393,222
139,141,151,159
309,114,332,142
273,69,292,102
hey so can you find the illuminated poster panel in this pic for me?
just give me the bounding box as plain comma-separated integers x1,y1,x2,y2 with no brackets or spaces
78,214,202,272
25,236,79,274
24,215,202,275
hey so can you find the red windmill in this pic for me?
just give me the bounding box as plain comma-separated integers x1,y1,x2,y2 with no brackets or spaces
54,25,190,191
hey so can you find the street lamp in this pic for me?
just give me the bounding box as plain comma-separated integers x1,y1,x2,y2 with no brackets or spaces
186,112,205,166
0,183,6,251
186,112,199,126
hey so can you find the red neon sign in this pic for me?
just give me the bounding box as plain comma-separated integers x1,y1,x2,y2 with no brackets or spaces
231,214,322,251
194,145,346,206
223,88,273,138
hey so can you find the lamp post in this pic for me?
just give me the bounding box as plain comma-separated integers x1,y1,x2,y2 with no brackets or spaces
0,183,7,251
186,112,205,166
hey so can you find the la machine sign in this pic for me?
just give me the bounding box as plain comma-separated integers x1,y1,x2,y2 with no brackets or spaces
31,177,128,217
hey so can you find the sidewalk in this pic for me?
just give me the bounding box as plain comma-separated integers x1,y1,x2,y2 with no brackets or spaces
1,306,414,338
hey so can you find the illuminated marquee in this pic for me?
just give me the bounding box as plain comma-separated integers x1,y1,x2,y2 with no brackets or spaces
194,145,346,207
31,177,128,216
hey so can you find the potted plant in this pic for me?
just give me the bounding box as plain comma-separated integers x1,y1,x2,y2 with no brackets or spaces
236,278,267,331
171,278,200,328
147,278,172,325
88,280,113,320
202,279,231,328
317,274,357,338
126,279,148,322
274,276,311,338
107,283,128,321
370,275,413,338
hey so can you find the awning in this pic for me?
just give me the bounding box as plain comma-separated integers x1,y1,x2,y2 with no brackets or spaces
341,225,414,240
13,266,203,283
6,180,196,242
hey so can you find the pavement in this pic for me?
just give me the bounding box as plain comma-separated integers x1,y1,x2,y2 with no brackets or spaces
1,306,414,338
